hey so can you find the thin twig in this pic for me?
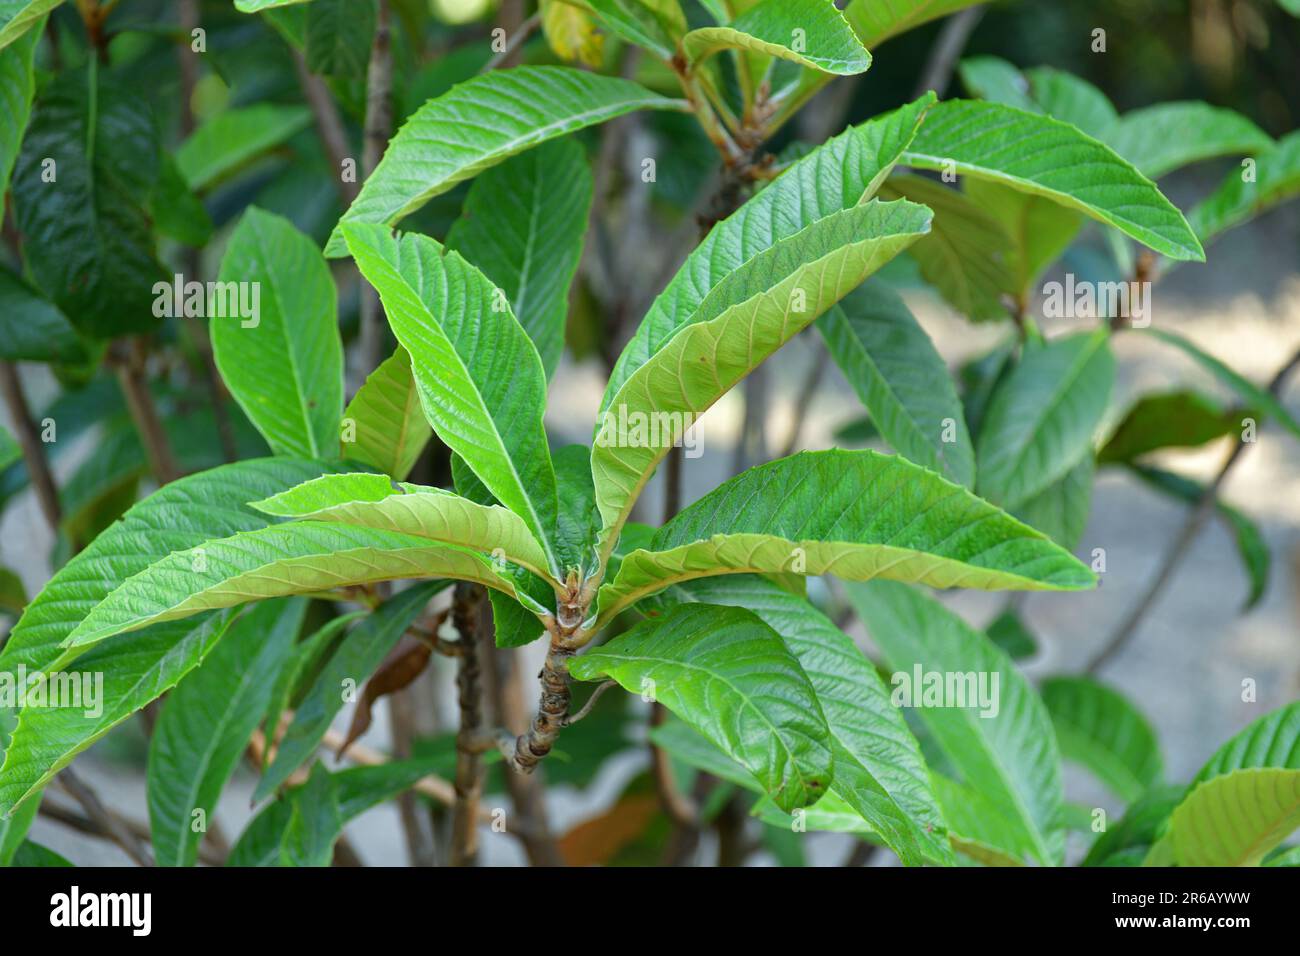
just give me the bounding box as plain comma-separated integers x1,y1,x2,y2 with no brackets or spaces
780,343,830,459
0,361,61,529
912,5,986,98
1086,345,1300,674
356,0,394,378
291,48,358,208
111,338,180,484
564,680,617,727
450,583,487,866
58,768,153,866
479,10,539,73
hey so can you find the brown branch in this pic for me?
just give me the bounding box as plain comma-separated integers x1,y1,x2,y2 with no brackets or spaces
291,49,358,208
0,361,61,529
110,338,180,484
356,0,394,378
1086,345,1300,674
780,342,830,459
480,4,536,73
912,5,986,98
649,700,701,829
450,583,487,866
58,768,152,866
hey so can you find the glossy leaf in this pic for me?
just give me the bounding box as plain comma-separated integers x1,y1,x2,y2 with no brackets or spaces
147,599,307,867
251,472,555,580
682,0,869,76
593,200,933,558
445,138,592,380
255,582,446,801
0,266,87,363
326,66,682,255
570,603,834,812
344,224,560,572
669,575,951,866
599,449,1093,624
843,0,982,49
583,0,686,60
1041,676,1163,803
817,282,974,486
211,207,344,459
0,17,39,207
65,522,524,649
175,104,312,191
1099,390,1251,464
304,0,373,77
976,330,1115,511
340,348,430,480
604,94,935,408
849,580,1065,865
0,1,59,51
1166,768,1300,866
902,99,1205,261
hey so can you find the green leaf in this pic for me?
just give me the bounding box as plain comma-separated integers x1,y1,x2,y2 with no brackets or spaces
326,66,683,256
1041,676,1163,803
251,472,555,580
148,153,213,247
593,200,933,559
964,178,1083,300
1024,67,1117,139
9,841,73,866
848,580,1065,865
1190,130,1300,243
1165,768,1300,866
212,207,344,459
583,0,687,61
1099,390,1251,464
902,99,1205,261
255,582,446,801
1194,700,1300,782
175,104,312,191
0,1,60,51
0,15,39,208
879,173,1014,322
12,65,166,338
65,521,525,649
304,0,374,77
570,603,834,812
1144,328,1300,440
1083,783,1185,866
1104,102,1272,180
682,0,870,76
234,0,307,11
976,330,1115,511
843,0,982,49
817,281,973,486
344,224,560,572
340,347,430,480
985,609,1037,660
540,0,605,67
445,138,592,380
1012,453,1094,550
604,94,936,408
597,449,1094,623
958,56,1039,113
933,774,1032,865
1131,465,1270,611
0,266,87,363
668,575,951,866
147,598,307,867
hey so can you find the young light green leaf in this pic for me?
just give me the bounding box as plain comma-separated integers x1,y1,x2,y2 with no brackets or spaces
843,0,983,49
343,224,560,571
0,17,39,206
1144,328,1300,440
1194,700,1300,782
212,207,344,459
816,281,974,487
593,200,933,559
1165,768,1300,866
604,94,936,408
340,347,430,480
583,0,687,61
326,67,684,256
902,99,1205,261
1104,102,1271,180
64,522,525,649
976,329,1115,511
1041,676,1163,803
596,449,1095,624
848,580,1065,865
445,138,593,380
255,582,446,801
682,0,870,76
148,598,307,867
175,104,311,191
879,173,1014,322
963,179,1084,300
0,1,59,51
251,472,556,580
669,575,951,866
570,603,834,812
1189,130,1300,242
